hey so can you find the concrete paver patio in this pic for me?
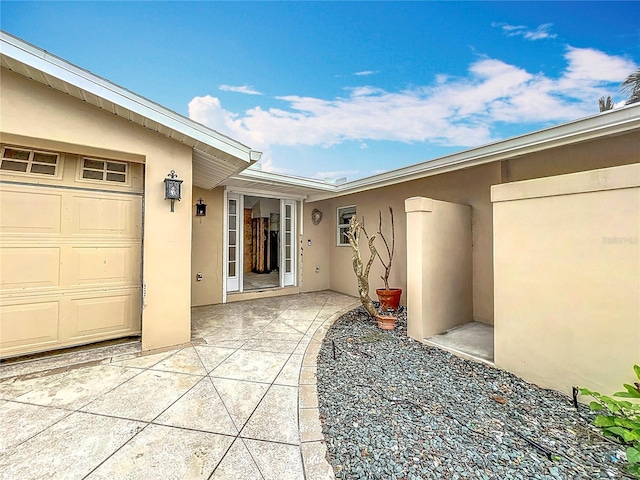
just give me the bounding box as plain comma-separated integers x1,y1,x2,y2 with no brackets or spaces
0,291,358,480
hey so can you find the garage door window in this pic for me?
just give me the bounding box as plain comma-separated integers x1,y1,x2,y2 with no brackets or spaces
1,146,60,176
81,158,128,184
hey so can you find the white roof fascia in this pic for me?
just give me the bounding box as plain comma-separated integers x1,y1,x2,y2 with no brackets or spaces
0,31,256,163
225,186,309,201
306,104,640,202
232,168,337,192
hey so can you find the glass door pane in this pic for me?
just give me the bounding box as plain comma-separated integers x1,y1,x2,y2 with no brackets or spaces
226,194,241,292
282,200,296,286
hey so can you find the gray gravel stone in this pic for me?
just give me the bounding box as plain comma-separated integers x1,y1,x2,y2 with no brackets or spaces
317,306,627,479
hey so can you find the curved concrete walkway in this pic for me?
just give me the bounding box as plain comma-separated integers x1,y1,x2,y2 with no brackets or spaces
0,291,357,479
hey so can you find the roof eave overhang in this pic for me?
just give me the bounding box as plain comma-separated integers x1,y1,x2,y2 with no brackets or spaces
234,168,337,191
221,168,338,198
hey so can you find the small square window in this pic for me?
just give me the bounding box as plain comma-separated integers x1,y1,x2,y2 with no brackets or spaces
0,160,28,172
33,152,58,164
84,159,104,170
337,206,356,246
4,148,30,161
30,164,56,175
107,162,126,173
106,172,126,183
82,170,103,180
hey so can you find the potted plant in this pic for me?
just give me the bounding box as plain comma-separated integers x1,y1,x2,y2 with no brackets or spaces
374,311,398,330
374,207,402,313
345,211,399,331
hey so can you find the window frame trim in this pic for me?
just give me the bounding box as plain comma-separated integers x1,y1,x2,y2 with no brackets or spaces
336,205,357,246
76,156,130,186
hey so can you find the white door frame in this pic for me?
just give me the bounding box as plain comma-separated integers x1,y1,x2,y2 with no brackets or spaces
281,199,296,287
223,190,300,300
225,192,243,294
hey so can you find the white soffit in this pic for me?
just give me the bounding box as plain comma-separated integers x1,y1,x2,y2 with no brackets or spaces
0,31,260,187
223,168,336,198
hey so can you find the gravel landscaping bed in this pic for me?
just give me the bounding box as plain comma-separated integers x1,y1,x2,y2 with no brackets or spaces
317,306,627,479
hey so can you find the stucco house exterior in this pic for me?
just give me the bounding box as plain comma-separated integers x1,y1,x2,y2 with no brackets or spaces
0,32,261,356
1,31,638,398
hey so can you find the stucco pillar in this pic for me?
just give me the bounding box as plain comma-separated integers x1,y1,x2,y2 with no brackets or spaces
405,197,434,341
405,196,473,342
141,146,193,351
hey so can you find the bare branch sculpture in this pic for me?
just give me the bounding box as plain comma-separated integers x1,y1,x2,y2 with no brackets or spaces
346,215,378,318
375,207,395,291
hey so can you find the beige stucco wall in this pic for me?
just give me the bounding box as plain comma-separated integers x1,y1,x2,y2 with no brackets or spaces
191,192,304,305
1,68,194,352
303,133,640,326
305,162,500,324
502,131,640,183
493,163,640,396
191,186,225,307
405,197,473,340
301,203,332,292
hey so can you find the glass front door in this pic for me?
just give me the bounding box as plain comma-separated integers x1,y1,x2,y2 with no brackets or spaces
225,193,297,296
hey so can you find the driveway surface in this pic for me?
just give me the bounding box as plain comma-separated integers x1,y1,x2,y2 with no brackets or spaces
0,291,358,480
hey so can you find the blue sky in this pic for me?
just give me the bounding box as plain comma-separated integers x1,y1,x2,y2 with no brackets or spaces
2,2,638,181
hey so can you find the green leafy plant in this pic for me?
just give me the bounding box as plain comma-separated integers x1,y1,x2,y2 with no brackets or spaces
580,365,640,478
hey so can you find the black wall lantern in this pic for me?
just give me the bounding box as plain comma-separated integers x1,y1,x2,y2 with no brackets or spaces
195,197,207,217
164,170,183,212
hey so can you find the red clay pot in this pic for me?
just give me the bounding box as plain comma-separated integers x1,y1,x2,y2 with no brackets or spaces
376,288,402,312
376,313,398,330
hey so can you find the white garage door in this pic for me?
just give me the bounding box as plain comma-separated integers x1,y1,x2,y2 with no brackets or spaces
0,146,143,358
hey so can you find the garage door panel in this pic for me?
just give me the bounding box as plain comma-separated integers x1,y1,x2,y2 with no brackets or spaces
0,301,60,351
68,245,140,287
70,194,141,238
0,189,62,234
0,247,61,289
1,157,143,358
67,290,141,340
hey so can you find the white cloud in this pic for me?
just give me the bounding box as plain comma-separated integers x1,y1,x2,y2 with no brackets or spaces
335,70,379,78
493,22,557,40
219,84,262,95
563,46,634,83
189,47,637,166
188,95,241,132
256,157,293,175
525,24,557,40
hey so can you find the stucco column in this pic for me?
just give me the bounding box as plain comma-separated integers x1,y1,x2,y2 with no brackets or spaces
141,146,193,351
405,197,434,341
